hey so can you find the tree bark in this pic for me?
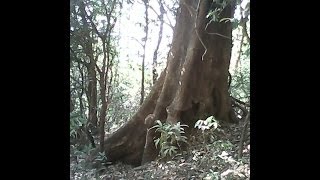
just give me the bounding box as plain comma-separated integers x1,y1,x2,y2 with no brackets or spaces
101,0,236,166
140,0,149,105
152,0,164,85
78,1,98,133
77,62,85,117
87,64,98,131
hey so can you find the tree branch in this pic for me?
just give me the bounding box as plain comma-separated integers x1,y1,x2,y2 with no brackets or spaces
193,0,207,61
148,3,174,30
240,6,250,44
204,20,232,40
181,0,196,17
83,7,104,40
70,48,89,68
231,96,250,107
234,31,244,74
131,37,144,48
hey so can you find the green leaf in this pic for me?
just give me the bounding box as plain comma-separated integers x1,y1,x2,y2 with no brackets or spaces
156,120,162,126
154,138,160,148
206,11,213,18
195,120,204,128
212,121,218,130
206,116,214,122
164,148,169,156
168,146,177,156
219,18,232,23
180,136,188,143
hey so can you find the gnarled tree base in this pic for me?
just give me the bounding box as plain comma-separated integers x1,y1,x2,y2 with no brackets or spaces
99,0,237,166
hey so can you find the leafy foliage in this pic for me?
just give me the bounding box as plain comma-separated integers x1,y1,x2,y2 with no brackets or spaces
152,120,188,158
70,111,87,139
230,66,249,102
194,115,221,145
194,115,219,132
202,140,249,179
70,144,107,179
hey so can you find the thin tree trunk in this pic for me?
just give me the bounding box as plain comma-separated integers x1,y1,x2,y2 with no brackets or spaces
234,33,244,74
77,62,85,117
140,0,149,105
152,0,164,85
98,38,107,151
94,0,117,152
79,1,98,133
88,65,98,130
140,58,145,105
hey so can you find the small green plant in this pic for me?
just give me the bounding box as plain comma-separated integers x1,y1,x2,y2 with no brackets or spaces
195,115,219,132
194,115,220,144
152,120,188,159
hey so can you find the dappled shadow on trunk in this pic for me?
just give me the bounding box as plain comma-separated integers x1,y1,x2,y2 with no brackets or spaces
97,0,237,167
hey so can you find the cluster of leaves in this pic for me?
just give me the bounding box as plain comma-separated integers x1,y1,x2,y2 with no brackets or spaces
70,144,109,180
70,145,97,179
230,39,250,104
105,81,140,132
204,140,249,179
191,114,250,179
152,120,188,158
230,68,249,102
189,139,249,180
70,111,86,139
195,115,219,132
194,115,220,144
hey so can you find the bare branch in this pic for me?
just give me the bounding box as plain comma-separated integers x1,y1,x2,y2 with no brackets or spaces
242,18,250,43
70,76,83,88
181,0,196,17
231,96,250,107
131,37,144,47
95,63,102,75
80,1,104,41
204,21,232,39
206,32,232,39
85,12,104,40
234,32,244,74
148,3,174,30
193,0,207,61
164,14,174,30
240,6,250,44
148,4,160,17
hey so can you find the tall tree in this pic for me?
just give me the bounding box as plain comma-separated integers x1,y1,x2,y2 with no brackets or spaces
83,0,120,152
70,0,99,134
99,0,239,166
140,0,149,105
70,0,122,147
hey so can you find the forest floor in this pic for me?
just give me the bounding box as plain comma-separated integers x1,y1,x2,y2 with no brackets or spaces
70,120,250,180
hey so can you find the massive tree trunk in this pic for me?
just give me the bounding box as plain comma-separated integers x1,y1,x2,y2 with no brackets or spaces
101,0,236,166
